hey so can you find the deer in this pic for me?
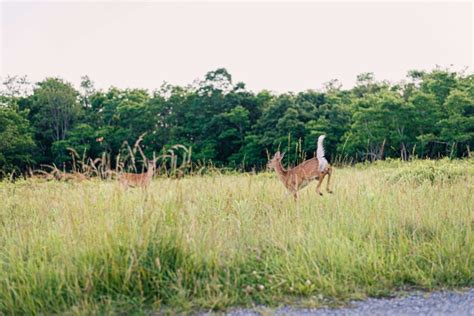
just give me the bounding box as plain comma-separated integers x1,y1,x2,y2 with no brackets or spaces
35,165,89,182
118,160,155,189
267,135,333,200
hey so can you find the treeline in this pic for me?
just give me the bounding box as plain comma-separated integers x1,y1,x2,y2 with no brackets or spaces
0,68,473,174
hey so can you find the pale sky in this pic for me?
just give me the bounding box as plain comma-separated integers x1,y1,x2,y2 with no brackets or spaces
1,1,473,93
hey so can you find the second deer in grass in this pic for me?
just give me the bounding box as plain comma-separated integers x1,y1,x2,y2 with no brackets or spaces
267,135,333,200
118,160,155,189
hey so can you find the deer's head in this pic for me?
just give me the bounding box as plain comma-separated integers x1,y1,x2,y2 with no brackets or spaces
267,151,285,170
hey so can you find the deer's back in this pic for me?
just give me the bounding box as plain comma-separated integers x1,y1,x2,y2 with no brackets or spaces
291,158,319,177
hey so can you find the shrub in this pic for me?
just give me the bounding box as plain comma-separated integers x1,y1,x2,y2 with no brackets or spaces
387,159,473,184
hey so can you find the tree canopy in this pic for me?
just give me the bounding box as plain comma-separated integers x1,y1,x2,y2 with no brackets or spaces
0,67,472,174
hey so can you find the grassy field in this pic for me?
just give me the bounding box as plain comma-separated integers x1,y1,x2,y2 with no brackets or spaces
0,159,473,314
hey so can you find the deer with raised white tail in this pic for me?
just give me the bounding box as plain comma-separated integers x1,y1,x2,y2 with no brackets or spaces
267,135,333,200
118,160,155,189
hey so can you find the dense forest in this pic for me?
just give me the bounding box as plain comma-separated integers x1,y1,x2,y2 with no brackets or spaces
0,67,473,175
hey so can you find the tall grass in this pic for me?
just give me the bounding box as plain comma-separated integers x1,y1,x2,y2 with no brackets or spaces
0,160,473,314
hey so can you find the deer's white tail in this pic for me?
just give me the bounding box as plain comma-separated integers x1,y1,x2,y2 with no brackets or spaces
317,135,328,171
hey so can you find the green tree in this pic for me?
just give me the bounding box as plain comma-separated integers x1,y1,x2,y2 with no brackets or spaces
343,90,411,161
439,88,474,156
26,78,81,164
31,78,81,142
0,108,36,173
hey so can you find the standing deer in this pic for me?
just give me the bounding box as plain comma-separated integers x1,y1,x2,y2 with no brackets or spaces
118,160,155,189
267,135,333,200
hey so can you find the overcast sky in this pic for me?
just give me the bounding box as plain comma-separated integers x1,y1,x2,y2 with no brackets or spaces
1,1,472,93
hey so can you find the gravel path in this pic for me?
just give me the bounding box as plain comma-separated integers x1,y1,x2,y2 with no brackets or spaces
206,288,474,316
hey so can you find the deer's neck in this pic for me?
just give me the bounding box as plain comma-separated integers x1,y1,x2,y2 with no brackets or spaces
147,167,154,178
274,161,289,181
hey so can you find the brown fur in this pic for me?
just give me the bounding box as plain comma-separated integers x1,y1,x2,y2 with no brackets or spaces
267,152,333,200
118,162,155,189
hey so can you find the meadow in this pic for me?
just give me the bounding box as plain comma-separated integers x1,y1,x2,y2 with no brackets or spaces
0,159,473,315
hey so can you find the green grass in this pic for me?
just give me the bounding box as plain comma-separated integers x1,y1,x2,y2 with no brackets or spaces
0,160,473,314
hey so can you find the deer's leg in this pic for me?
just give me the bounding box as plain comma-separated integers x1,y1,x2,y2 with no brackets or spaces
326,167,333,194
119,179,126,190
144,186,150,202
293,191,298,201
316,173,326,196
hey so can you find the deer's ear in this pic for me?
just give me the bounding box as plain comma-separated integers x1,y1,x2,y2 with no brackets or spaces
280,152,285,159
